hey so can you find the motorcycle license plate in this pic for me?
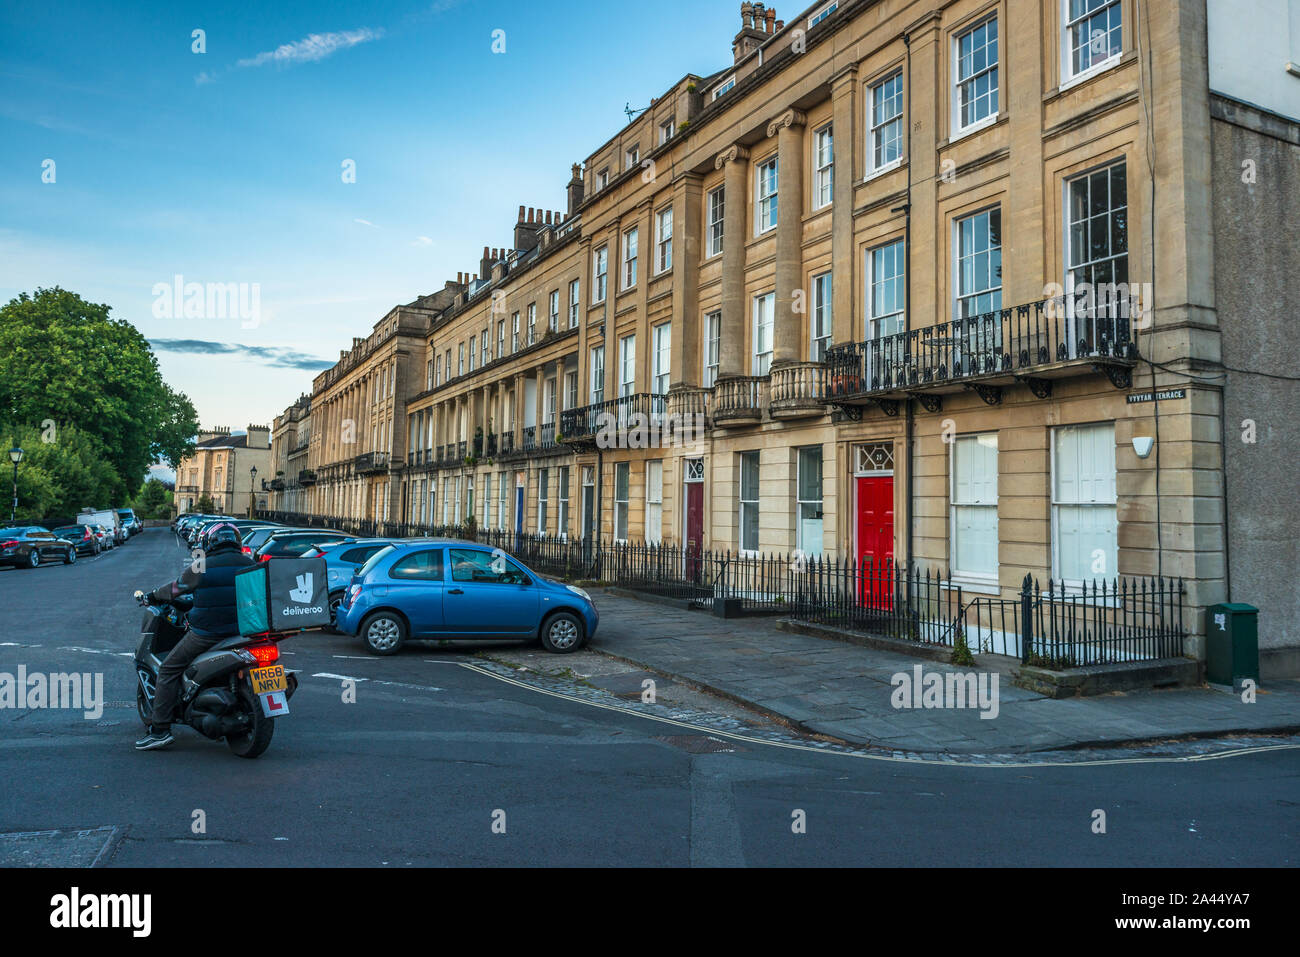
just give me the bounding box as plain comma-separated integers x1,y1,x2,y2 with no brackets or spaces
249,664,286,695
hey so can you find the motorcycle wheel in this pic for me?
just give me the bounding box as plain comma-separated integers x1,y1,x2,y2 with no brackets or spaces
226,684,274,759
136,687,152,727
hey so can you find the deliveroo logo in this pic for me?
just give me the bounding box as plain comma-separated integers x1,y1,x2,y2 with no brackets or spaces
289,573,314,603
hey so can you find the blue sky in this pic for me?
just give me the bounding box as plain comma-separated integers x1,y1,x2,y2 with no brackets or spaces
1,0,738,432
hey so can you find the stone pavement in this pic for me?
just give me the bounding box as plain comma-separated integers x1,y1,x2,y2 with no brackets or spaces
586,589,1300,754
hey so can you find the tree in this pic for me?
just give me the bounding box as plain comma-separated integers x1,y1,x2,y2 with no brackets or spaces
195,494,216,514
0,287,199,490
1,420,119,519
134,478,170,519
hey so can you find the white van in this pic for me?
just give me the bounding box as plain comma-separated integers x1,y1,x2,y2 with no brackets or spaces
77,507,125,545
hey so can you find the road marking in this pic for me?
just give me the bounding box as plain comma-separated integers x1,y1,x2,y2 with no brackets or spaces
452,661,1300,769
311,673,369,682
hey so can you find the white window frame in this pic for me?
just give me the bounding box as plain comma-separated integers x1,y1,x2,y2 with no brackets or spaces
813,125,834,210
655,206,673,274
468,335,476,372
952,15,1000,138
1064,160,1129,359
755,156,778,235
537,467,549,534
618,334,636,398
1060,0,1123,87
614,462,630,543
659,118,675,144
949,433,1000,587
590,345,605,404
597,167,609,190
527,302,537,345
652,322,671,396
457,343,465,376
808,1,838,28
953,206,1002,321
646,460,663,544
796,446,824,557
739,451,760,555
497,471,509,530
548,289,560,332
558,465,570,539
868,70,904,175
707,186,725,257
568,279,580,328
752,292,774,376
1051,422,1118,589
712,75,735,100
593,245,608,303
511,312,520,352
866,239,906,340
622,227,638,290
703,310,721,387
497,318,505,358
811,271,832,360
625,145,639,170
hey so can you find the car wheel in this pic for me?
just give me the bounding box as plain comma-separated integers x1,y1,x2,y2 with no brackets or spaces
540,611,584,654
64,548,75,565
327,592,344,630
26,550,39,569
361,611,406,656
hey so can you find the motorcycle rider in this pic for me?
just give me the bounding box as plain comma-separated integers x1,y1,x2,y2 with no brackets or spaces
135,522,254,750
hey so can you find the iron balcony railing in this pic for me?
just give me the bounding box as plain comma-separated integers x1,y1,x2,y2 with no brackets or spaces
354,451,389,474
486,433,498,457
297,469,317,486
825,295,1138,398
559,393,668,442
521,425,536,451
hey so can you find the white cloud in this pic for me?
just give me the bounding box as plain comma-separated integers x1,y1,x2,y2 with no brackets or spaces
354,219,379,228
412,236,432,246
236,28,385,70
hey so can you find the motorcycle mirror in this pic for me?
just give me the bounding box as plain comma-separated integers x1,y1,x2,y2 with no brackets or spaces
133,589,145,602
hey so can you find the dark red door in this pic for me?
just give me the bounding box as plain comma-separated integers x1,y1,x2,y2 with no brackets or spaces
685,481,704,579
856,475,895,609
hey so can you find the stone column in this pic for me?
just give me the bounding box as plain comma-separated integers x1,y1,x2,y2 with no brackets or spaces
716,144,750,377
830,67,857,347
670,171,704,386
770,108,807,366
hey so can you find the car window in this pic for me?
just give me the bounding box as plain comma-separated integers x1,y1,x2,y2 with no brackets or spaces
28,530,53,539
358,545,394,578
389,549,445,581
449,548,528,585
340,546,382,564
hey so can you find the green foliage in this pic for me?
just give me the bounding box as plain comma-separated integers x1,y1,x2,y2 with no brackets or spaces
195,493,216,514
133,478,170,519
0,288,200,495
951,627,976,666
0,421,122,517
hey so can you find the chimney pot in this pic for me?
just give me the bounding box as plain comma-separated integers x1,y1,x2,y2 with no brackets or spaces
517,205,525,222
776,19,784,30
766,9,775,32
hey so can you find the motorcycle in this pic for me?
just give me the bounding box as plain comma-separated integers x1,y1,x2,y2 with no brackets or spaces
132,589,299,758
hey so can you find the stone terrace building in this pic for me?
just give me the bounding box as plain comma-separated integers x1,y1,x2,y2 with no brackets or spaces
174,425,271,516
283,0,1300,676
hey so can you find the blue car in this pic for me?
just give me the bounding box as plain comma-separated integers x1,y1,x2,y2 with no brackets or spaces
302,538,410,627
336,540,598,656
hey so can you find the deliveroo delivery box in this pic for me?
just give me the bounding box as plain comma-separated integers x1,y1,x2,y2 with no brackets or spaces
235,558,330,635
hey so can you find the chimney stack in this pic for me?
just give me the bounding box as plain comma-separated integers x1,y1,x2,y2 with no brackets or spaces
765,8,776,33
514,207,543,252
479,246,493,282
733,1,769,63
567,163,585,215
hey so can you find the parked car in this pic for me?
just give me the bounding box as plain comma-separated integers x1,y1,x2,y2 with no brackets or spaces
302,538,410,626
336,540,598,656
0,527,79,568
186,515,237,547
77,507,124,545
89,524,115,550
240,524,294,555
117,509,143,536
253,529,353,562
52,524,101,556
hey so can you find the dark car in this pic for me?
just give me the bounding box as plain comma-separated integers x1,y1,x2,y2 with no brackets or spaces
53,524,102,556
0,527,79,568
253,529,353,562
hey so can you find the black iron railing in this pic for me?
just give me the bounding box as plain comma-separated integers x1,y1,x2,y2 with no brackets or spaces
825,295,1138,397
559,393,667,442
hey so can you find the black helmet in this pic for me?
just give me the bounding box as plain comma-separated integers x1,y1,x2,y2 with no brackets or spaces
202,522,242,552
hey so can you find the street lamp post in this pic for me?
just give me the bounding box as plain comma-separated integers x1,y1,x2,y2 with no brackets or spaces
249,466,258,518
8,445,23,524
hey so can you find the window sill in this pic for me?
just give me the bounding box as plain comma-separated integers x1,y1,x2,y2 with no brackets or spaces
948,575,1000,595
861,158,904,184
947,112,999,145
1057,55,1122,94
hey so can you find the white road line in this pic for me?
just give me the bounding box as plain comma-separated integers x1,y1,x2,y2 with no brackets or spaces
311,673,369,682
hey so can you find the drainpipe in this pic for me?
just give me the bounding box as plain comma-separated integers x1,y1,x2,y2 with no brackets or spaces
903,31,915,583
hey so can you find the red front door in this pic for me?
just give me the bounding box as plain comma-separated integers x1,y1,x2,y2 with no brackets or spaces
684,481,704,579
855,475,895,609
